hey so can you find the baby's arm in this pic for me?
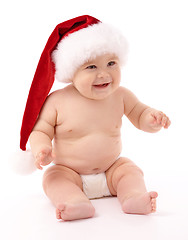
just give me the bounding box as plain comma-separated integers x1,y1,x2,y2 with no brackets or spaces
123,88,171,133
29,94,57,169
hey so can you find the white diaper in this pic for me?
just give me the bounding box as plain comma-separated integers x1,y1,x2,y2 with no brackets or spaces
80,173,112,199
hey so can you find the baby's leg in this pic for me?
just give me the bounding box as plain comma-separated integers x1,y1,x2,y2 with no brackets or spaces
106,158,158,215
43,165,95,221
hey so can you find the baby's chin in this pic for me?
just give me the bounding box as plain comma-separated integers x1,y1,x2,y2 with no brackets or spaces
82,92,112,100
85,87,119,100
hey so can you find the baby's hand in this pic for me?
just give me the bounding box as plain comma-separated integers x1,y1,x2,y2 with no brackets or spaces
149,110,171,130
35,146,55,170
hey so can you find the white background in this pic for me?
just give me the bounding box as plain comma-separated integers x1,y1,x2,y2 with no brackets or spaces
0,0,188,239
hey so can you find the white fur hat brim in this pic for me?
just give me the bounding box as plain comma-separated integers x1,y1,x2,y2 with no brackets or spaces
52,22,128,83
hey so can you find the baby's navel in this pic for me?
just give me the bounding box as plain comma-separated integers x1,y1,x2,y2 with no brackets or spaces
93,168,100,171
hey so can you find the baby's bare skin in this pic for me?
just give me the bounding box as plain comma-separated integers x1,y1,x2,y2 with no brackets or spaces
34,85,124,174
30,54,170,220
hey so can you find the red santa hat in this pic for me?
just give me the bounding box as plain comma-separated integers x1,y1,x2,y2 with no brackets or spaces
16,15,128,174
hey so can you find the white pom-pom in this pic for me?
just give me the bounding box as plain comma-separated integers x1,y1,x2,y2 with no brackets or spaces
9,149,37,175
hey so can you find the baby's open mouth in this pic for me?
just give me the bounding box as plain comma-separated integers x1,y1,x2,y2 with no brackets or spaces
93,83,110,88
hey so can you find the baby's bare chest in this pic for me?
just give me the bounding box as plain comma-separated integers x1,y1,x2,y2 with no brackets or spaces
55,97,124,137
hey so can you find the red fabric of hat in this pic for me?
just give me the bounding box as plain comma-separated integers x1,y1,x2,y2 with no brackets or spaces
20,15,100,151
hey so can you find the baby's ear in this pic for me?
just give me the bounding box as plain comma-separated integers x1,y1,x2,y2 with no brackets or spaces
9,149,37,175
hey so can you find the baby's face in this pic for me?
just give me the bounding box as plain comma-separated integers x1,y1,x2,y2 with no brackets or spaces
72,54,121,100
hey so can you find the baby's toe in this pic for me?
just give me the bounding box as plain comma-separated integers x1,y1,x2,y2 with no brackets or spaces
151,198,156,212
150,191,158,199
56,209,62,219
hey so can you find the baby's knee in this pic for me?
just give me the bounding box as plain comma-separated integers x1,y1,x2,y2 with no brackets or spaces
113,157,143,176
118,158,144,176
43,165,61,192
107,158,143,193
43,165,62,183
119,159,144,182
43,165,82,192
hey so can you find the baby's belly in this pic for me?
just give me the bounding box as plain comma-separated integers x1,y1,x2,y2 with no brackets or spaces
53,133,122,174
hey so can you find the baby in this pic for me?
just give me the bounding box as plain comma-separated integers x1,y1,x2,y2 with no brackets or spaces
20,16,170,221
30,52,170,221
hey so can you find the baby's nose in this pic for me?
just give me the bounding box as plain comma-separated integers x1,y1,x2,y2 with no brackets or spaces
97,71,110,79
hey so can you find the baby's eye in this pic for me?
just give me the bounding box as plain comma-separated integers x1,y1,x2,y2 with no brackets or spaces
108,61,116,67
86,65,97,69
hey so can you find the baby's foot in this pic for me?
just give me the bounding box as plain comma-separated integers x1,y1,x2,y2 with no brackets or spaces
122,191,158,215
56,201,95,221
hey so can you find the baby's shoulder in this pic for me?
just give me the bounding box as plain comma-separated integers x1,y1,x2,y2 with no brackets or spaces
117,86,137,97
115,86,132,97
48,84,74,100
115,87,138,107
44,85,77,110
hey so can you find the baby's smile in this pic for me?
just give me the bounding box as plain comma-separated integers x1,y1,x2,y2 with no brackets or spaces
92,82,111,89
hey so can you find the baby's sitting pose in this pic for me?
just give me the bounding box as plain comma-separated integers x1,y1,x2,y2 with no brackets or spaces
30,53,170,221
20,16,170,221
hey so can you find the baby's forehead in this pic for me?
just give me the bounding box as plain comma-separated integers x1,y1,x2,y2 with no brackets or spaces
83,53,119,65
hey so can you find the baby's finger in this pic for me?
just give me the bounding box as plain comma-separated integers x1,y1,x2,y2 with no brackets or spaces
164,118,171,129
161,116,168,127
35,152,46,169
35,159,43,170
157,112,164,125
